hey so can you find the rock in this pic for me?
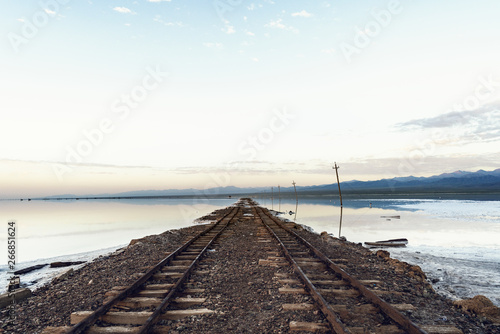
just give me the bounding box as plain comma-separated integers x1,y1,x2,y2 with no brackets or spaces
129,239,140,246
408,265,427,280
320,231,337,244
52,268,74,284
453,295,500,323
128,239,144,247
109,248,125,257
376,250,390,259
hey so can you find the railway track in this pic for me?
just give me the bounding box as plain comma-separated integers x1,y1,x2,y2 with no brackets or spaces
44,200,243,334
42,198,464,334
253,202,463,334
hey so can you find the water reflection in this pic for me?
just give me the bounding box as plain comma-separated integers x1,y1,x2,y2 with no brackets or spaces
0,198,235,262
1,195,499,263
254,196,500,250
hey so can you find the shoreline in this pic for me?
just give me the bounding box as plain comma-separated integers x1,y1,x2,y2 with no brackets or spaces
386,245,500,307
4,190,500,202
0,245,126,295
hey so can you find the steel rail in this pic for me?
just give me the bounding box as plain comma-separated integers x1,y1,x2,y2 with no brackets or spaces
66,205,240,334
256,206,428,334
137,206,240,333
255,208,348,334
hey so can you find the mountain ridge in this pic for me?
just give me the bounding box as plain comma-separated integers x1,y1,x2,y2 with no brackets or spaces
40,168,500,199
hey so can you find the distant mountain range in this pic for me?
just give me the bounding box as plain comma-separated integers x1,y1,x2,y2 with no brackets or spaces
41,169,500,199
299,168,500,195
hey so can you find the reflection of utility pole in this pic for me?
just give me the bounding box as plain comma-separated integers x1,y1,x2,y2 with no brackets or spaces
292,180,298,221
278,185,281,212
333,162,343,237
271,187,274,210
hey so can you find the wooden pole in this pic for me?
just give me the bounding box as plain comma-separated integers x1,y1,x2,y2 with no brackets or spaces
271,187,274,210
333,162,343,237
278,185,281,212
292,181,298,221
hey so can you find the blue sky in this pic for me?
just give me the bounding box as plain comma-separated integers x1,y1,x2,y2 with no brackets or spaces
1,0,500,198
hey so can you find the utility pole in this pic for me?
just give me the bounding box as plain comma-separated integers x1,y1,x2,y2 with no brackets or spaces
292,180,298,221
271,187,274,210
278,185,281,212
333,162,343,238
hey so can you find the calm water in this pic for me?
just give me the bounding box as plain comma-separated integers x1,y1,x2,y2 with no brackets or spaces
1,196,499,305
0,197,235,262
262,196,500,252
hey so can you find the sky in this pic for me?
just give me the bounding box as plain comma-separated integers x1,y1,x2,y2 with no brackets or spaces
1,0,500,198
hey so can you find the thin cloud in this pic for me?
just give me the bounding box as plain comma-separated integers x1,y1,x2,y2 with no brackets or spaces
172,157,499,181
247,3,264,11
398,104,500,129
264,19,298,33
223,24,235,34
113,7,134,14
397,103,500,145
292,10,313,18
44,9,57,16
153,17,185,27
348,154,500,179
